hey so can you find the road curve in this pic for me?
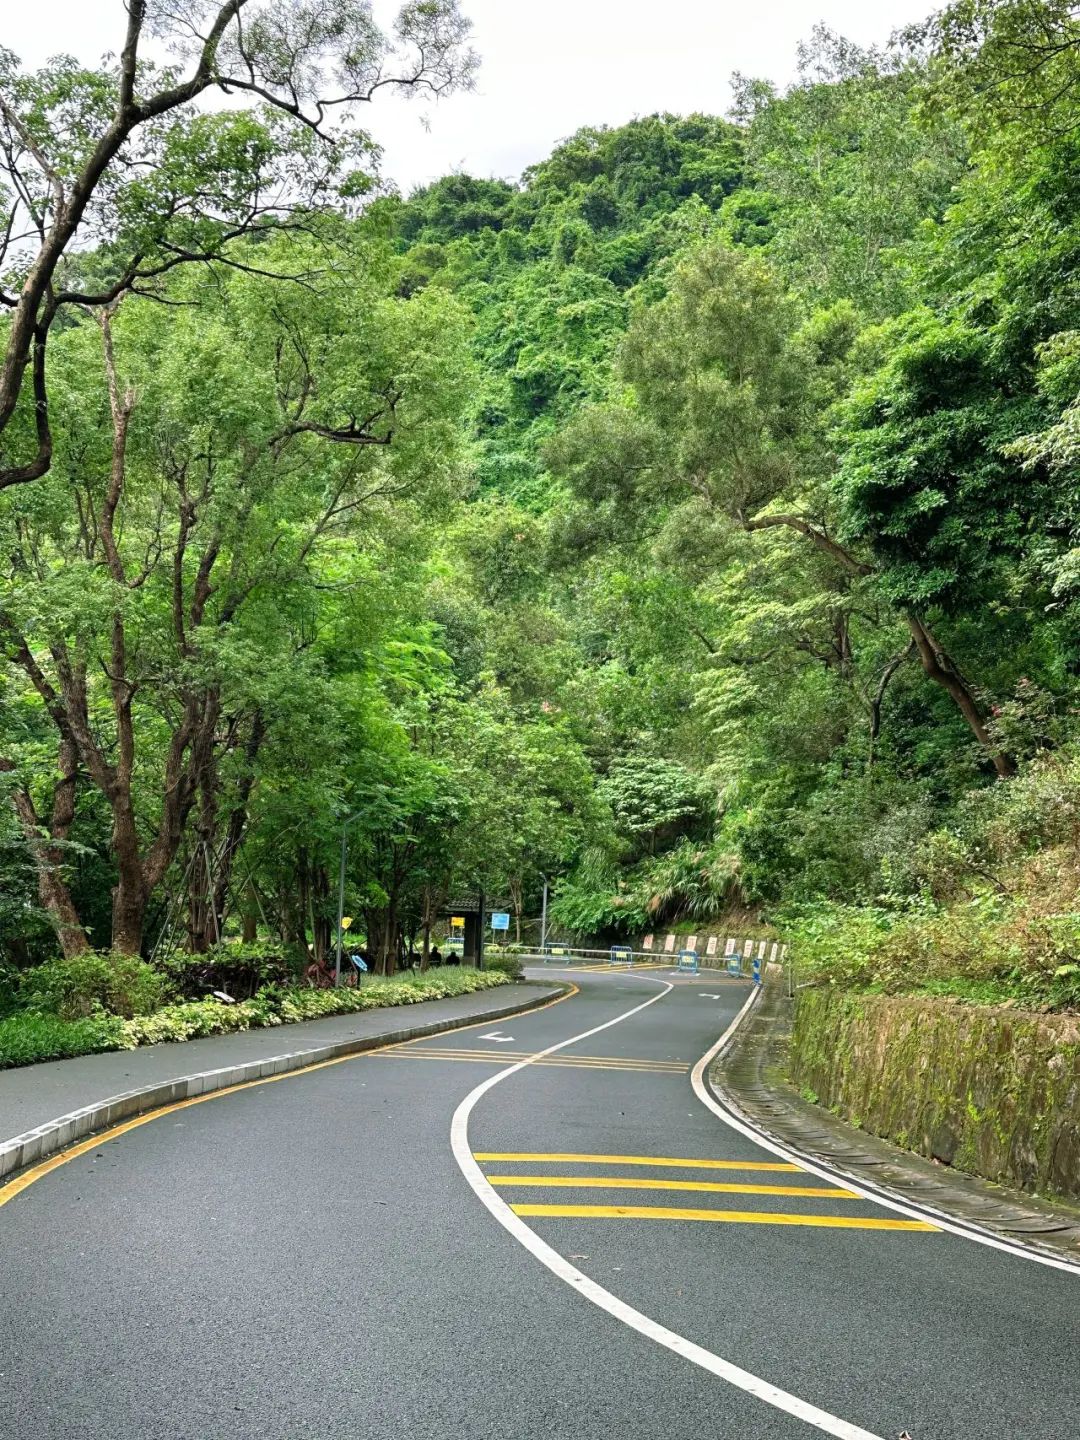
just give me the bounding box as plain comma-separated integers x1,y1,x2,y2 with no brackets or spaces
1,968,1077,1439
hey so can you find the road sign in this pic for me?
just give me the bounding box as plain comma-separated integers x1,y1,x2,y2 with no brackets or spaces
450,916,465,928
491,912,510,931
752,957,761,985
340,916,353,931
677,949,699,975
727,953,742,977
610,945,633,967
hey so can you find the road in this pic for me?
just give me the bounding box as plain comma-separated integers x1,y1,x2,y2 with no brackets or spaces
1,968,1077,1439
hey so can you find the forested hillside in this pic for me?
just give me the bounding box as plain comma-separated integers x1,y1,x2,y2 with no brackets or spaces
3,1,1080,1017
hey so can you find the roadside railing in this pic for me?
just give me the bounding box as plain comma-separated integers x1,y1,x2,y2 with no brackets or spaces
486,938,788,984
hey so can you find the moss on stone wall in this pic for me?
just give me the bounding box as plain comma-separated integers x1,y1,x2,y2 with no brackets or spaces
790,990,1080,1201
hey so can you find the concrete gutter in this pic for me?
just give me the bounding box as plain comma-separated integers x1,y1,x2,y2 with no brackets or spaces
0,982,568,1185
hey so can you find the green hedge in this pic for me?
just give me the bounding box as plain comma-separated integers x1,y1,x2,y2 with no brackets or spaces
0,968,513,1070
20,952,170,1020
0,1010,129,1068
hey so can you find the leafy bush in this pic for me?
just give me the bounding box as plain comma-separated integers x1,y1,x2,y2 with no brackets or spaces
0,960,19,1019
551,839,743,936
0,966,516,1069
120,969,510,1046
273,968,510,1023
20,953,170,1020
122,997,274,1046
483,953,524,980
785,897,1080,1012
0,1010,131,1069
162,941,302,1000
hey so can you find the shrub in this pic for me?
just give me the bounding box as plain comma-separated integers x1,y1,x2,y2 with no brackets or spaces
20,953,170,1020
119,968,511,1043
0,965,515,1069
784,896,1080,1012
0,1010,131,1069
163,941,302,1000
0,960,19,1019
122,997,270,1046
483,952,524,980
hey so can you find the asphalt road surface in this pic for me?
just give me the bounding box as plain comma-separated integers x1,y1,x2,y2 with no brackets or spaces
1,968,1078,1440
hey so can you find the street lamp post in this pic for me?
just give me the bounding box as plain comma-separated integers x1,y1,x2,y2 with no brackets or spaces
334,811,362,989
539,875,548,956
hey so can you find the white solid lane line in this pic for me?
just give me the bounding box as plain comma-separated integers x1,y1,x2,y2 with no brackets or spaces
450,975,887,1440
693,988,1080,1278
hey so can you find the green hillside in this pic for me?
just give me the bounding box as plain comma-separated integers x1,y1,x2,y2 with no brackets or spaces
2,5,1080,1014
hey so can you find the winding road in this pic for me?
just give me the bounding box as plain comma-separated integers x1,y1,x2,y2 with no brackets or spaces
2,968,1078,1439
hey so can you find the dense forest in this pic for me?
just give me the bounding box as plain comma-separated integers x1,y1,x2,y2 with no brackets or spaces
2,0,1080,1018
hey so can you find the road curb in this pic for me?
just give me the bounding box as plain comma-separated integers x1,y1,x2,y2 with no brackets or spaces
0,982,569,1187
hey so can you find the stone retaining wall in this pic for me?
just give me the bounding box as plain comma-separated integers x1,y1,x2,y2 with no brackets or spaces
789,990,1080,1201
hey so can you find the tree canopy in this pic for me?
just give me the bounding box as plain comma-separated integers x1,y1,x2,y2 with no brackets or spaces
3,3,1080,1013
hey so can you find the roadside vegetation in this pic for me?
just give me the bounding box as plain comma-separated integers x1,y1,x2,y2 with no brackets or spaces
0,953,510,1070
2,2,1080,1023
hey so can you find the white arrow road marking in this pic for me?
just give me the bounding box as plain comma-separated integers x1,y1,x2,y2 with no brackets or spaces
479,1032,515,1042
700,993,723,999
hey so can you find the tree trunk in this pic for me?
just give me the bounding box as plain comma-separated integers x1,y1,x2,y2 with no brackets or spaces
311,866,331,966
384,897,399,975
205,711,264,948
365,908,389,976
905,616,1015,778
1,744,90,958
7,786,89,957
242,881,258,943
111,863,148,955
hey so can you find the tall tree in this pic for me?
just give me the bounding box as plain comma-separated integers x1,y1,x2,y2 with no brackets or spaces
0,0,475,487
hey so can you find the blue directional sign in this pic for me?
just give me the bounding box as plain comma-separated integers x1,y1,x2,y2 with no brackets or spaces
727,954,742,977
491,912,510,931
752,957,761,985
677,949,700,975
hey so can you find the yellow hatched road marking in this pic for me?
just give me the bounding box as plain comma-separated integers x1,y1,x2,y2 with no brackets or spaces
473,1152,803,1173
510,1203,940,1231
375,1051,685,1074
485,1175,856,1199
380,1046,686,1071
385,1048,685,1071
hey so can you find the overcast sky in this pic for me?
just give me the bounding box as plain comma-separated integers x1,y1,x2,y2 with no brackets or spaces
4,1,938,193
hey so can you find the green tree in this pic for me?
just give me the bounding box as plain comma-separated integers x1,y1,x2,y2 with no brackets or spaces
0,0,475,487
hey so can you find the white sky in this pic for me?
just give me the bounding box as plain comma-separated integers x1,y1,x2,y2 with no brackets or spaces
4,1,939,193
